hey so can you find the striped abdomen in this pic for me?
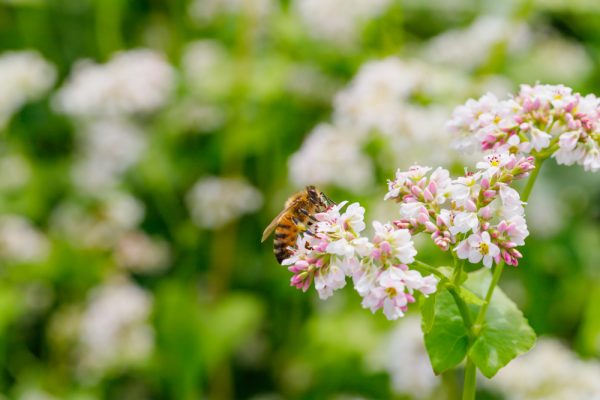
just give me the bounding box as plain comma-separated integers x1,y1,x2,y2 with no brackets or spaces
273,212,304,264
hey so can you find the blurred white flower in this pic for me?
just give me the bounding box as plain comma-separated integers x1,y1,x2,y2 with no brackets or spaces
0,50,56,129
294,0,392,46
182,40,234,100
375,315,440,398
334,58,422,137
186,176,263,229
18,389,58,400
0,215,49,263
115,231,171,274
422,15,532,70
50,192,145,249
483,338,600,399
71,119,147,193
79,279,154,377
188,0,274,24
285,64,341,104
54,49,175,118
288,123,374,193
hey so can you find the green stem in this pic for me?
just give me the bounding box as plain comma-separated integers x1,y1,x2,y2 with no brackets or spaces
448,287,473,329
473,261,504,335
412,260,473,328
521,157,544,203
462,357,477,400
412,260,449,282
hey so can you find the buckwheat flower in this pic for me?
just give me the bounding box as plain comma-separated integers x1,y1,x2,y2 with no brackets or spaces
71,119,147,193
288,123,374,193
583,141,600,172
377,315,440,399
79,279,154,377
476,152,512,177
293,0,392,47
114,231,171,274
181,40,233,100
529,127,552,152
422,15,531,70
188,0,274,25
483,338,600,399
450,83,600,173
449,211,479,235
0,50,56,129
186,176,263,229
456,231,500,268
283,202,366,298
371,221,417,264
361,265,436,320
0,215,50,263
54,49,175,118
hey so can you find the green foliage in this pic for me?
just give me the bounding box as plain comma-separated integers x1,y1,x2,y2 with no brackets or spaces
423,289,470,374
466,270,536,378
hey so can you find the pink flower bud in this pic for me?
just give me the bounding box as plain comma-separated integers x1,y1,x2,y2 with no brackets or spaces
466,199,477,212
425,222,438,233
411,185,423,198
481,177,490,190
479,206,492,219
423,188,434,202
428,181,438,195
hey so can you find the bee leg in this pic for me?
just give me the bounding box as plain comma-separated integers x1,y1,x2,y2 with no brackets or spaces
292,217,307,232
299,209,318,222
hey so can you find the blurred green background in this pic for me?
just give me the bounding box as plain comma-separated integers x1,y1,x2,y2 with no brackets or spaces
0,0,599,399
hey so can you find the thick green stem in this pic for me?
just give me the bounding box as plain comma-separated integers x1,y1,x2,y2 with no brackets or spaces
472,261,504,334
412,260,449,282
462,357,477,400
521,157,544,203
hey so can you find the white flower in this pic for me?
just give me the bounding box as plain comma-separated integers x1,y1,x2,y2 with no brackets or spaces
186,176,263,229
456,231,500,268
115,231,171,274
529,127,552,152
0,50,56,128
371,222,417,264
314,264,347,300
54,49,175,118
499,185,525,218
79,279,154,376
188,0,274,24
476,152,511,176
583,141,600,172
71,119,147,193
449,211,479,235
553,131,586,166
0,215,49,263
288,123,374,193
377,315,440,399
294,0,392,46
340,202,366,233
483,338,600,399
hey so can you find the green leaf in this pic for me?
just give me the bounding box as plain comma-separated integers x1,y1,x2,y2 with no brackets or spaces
423,289,470,374
465,270,536,378
458,286,485,306
420,293,437,334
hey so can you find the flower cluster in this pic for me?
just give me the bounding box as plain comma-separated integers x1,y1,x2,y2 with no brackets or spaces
385,153,534,267
282,202,437,320
448,83,600,172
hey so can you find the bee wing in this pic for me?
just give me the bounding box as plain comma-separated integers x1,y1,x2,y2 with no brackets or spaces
261,204,295,242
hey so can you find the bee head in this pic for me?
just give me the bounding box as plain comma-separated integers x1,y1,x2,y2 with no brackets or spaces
306,185,333,207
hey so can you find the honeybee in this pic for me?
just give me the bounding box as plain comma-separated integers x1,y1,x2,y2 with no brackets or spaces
261,186,334,264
